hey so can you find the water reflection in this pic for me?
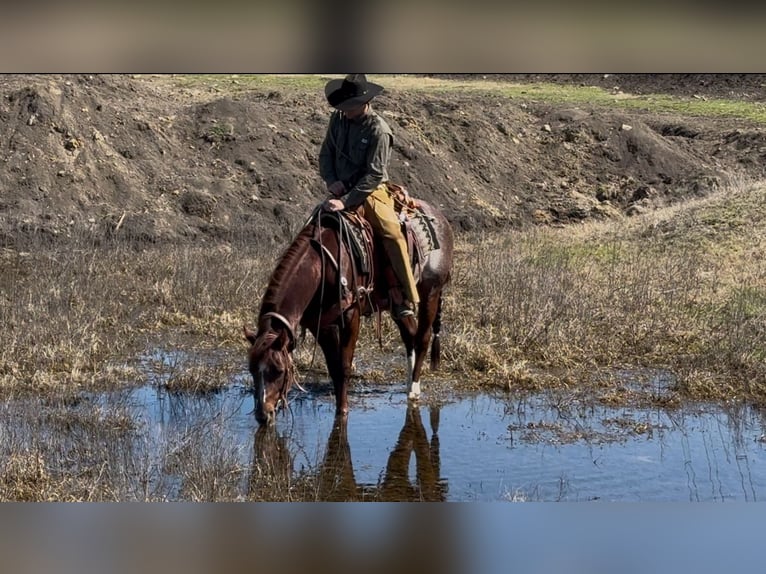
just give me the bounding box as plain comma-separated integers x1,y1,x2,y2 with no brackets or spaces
249,405,447,501
102,363,766,501
499,396,766,502
315,417,358,501
249,426,294,500
378,406,446,502
668,405,760,502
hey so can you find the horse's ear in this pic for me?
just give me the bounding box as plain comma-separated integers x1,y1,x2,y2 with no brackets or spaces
243,325,257,345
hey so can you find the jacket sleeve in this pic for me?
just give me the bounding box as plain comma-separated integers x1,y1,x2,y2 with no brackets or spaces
318,113,339,185
342,127,392,209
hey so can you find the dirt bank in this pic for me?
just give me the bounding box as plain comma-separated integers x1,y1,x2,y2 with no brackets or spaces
1,74,764,247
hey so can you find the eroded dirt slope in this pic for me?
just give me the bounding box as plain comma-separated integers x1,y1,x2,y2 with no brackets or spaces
1,74,764,247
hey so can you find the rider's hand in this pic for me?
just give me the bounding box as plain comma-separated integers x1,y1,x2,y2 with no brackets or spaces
327,181,346,197
323,198,345,212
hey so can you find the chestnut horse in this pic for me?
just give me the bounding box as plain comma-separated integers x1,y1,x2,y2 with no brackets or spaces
243,200,453,426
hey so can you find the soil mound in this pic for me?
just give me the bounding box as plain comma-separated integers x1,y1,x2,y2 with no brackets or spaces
1,74,764,246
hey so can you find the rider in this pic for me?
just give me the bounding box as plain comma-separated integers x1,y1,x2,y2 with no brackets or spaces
318,74,419,319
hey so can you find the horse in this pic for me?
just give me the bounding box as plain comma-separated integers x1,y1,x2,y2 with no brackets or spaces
243,197,454,426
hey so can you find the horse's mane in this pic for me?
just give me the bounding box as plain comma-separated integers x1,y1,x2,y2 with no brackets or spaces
259,224,315,316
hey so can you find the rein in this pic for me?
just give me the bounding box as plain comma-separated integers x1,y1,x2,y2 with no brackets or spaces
306,207,364,364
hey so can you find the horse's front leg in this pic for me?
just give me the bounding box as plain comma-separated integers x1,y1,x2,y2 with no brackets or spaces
318,311,361,417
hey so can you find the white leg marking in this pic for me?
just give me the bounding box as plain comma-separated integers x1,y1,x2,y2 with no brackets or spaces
406,349,420,399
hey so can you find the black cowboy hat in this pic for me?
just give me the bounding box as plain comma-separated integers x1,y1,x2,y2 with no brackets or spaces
324,74,384,111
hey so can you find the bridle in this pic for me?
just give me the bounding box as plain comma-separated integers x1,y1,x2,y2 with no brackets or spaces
261,311,296,351
258,311,303,414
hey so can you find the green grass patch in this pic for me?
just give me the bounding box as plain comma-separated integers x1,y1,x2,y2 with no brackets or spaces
169,74,766,125
382,76,766,124
170,74,329,93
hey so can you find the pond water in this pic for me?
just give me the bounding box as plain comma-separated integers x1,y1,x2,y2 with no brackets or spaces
113,359,766,501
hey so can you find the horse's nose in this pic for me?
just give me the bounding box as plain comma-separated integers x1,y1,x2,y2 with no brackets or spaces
254,380,275,426
255,404,276,426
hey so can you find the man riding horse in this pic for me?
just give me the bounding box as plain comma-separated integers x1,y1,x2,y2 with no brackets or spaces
244,75,453,425
319,74,418,320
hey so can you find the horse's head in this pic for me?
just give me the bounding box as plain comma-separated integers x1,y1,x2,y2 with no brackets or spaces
244,322,296,426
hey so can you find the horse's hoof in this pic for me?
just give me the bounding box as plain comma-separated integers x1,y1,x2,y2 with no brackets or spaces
407,382,422,400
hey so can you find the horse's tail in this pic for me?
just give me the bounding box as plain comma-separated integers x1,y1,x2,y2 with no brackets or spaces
429,294,443,371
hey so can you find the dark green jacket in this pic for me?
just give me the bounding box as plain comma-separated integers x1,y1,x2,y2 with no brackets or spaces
318,107,393,209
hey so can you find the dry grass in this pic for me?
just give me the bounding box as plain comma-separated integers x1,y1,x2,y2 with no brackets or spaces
3,177,766,405
0,395,142,501
0,235,274,397
2,177,766,499
444,177,766,403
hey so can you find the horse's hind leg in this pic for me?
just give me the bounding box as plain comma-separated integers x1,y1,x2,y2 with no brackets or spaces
406,289,441,400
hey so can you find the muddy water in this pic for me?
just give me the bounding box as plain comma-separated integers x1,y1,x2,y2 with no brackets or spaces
115,359,766,501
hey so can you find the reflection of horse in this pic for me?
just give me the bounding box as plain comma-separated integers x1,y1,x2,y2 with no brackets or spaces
244,200,453,426
317,405,446,502
378,405,445,501
248,426,294,500
247,404,445,501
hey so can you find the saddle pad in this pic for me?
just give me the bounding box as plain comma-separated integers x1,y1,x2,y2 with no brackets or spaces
408,209,440,254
